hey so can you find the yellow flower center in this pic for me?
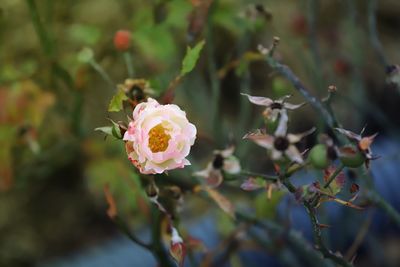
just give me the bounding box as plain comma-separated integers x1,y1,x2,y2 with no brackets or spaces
148,123,171,153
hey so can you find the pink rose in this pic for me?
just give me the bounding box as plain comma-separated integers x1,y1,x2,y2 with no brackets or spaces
123,98,197,174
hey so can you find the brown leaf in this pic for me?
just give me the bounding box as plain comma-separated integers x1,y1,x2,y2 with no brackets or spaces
104,184,117,219
350,183,360,194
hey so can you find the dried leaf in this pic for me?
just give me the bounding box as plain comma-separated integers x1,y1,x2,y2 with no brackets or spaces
205,187,235,218
104,184,117,219
350,183,360,194
323,166,345,195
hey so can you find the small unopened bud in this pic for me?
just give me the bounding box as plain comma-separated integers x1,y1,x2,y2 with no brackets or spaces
114,30,131,51
328,85,337,93
117,121,128,137
146,182,159,198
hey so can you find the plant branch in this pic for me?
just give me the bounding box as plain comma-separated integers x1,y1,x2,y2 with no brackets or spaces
265,55,335,129
303,201,354,267
114,216,152,250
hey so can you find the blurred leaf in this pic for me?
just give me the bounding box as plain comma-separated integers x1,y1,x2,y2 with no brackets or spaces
68,24,101,46
108,89,128,112
86,159,144,218
255,190,286,219
205,187,235,218
181,40,205,75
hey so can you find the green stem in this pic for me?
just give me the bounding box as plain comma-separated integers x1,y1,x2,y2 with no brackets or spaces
240,170,278,181
368,191,400,227
123,51,135,78
89,59,115,90
150,208,175,267
25,0,54,57
323,163,344,189
114,216,151,249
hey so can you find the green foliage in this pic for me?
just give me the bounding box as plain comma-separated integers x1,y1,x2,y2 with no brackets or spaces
108,89,128,112
180,40,205,76
68,24,101,46
95,120,122,139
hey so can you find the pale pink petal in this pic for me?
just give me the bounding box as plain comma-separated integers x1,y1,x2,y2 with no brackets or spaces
274,109,288,137
241,93,273,107
287,127,316,143
243,130,274,149
285,145,304,163
223,156,241,174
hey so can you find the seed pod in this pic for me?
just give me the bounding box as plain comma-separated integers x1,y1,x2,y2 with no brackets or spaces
338,146,365,168
308,144,329,169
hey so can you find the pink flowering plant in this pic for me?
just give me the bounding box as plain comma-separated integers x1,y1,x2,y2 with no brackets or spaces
90,5,400,267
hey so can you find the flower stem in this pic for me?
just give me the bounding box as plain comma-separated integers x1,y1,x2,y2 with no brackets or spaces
323,163,344,189
123,51,135,78
89,59,115,90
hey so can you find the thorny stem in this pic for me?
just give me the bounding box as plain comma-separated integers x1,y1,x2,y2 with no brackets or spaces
265,55,335,129
280,172,353,267
323,163,344,189
304,202,354,267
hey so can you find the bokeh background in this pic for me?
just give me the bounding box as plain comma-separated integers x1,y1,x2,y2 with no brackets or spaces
1,0,400,266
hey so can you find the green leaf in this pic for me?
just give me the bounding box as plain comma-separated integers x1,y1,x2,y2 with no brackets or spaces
108,89,128,112
95,120,122,139
95,126,113,136
180,40,205,75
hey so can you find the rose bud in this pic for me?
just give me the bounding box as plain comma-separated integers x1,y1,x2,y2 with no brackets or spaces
114,30,131,51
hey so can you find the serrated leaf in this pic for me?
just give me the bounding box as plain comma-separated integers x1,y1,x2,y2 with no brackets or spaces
322,166,345,195
108,89,128,112
180,40,205,75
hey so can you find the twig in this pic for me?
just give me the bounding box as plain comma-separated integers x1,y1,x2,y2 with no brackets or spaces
265,55,335,128
344,212,373,261
367,0,389,68
114,216,152,250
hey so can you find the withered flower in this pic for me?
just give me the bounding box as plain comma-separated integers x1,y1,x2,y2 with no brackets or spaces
244,110,314,163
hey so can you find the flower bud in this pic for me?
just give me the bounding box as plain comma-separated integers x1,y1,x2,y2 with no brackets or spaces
114,30,131,51
308,144,329,169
